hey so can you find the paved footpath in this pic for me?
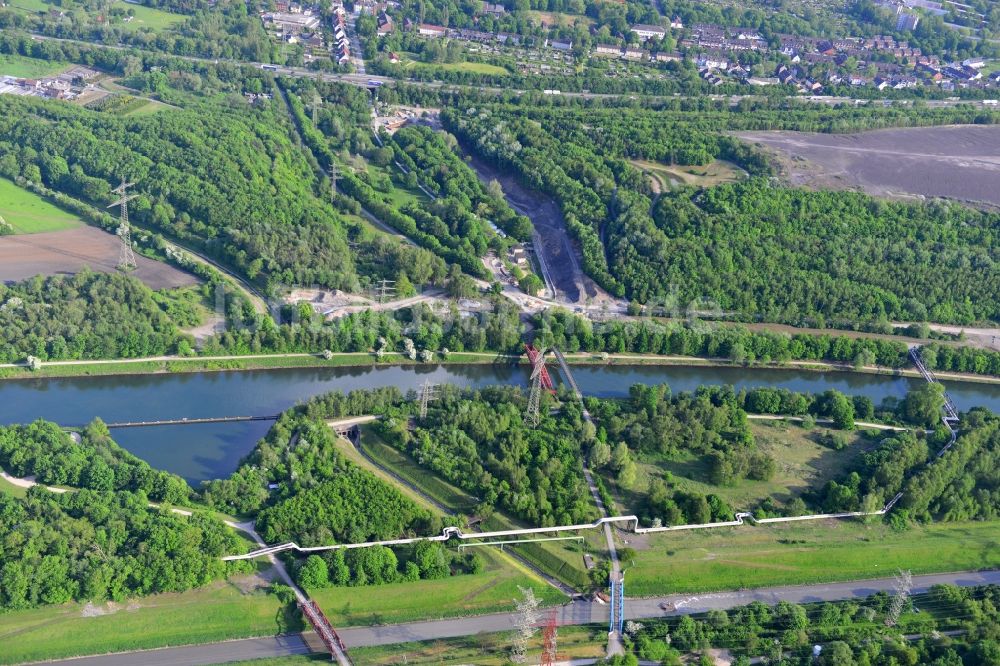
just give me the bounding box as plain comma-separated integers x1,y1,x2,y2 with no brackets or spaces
36,570,1000,666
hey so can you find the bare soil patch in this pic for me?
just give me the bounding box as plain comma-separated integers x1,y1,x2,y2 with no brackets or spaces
740,124,1000,208
80,601,122,618
629,158,745,190
0,227,197,289
230,566,278,594
465,153,610,304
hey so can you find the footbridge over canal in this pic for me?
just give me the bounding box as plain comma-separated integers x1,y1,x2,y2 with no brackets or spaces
97,415,280,429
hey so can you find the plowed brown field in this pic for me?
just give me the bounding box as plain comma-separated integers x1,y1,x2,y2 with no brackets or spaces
0,227,197,289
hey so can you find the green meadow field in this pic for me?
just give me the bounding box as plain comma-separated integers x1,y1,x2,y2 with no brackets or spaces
0,178,83,234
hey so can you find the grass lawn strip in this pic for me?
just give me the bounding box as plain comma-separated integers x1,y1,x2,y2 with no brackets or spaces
0,53,67,78
0,177,83,234
0,581,285,665
307,546,564,628
628,518,1000,597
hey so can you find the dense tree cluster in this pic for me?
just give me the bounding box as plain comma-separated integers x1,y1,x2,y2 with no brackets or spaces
0,419,190,503
391,125,532,241
901,409,1000,523
256,464,438,545
587,384,770,526
375,386,596,526
0,487,245,611
536,309,924,372
628,584,1000,665
917,343,1000,378
0,271,188,362
815,406,1000,523
295,541,484,589
445,101,1000,324
204,298,523,357
0,94,358,291
643,180,1000,323
283,84,526,279
201,388,406,514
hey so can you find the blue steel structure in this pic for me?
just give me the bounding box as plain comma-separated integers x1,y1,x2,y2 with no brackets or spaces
608,576,625,635
608,578,617,634
617,576,625,636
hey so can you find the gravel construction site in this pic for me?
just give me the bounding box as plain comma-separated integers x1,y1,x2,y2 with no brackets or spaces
0,227,197,289
465,153,610,305
739,124,1000,208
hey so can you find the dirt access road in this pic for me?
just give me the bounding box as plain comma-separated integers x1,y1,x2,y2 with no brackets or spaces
465,153,611,305
740,124,1000,208
0,227,196,289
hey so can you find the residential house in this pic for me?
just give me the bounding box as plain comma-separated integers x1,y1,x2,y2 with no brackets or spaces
816,40,837,56
480,2,505,16
896,11,920,31
303,33,325,50
653,51,681,63
697,55,728,70
377,12,394,35
700,70,723,85
630,23,666,41
728,64,749,79
775,64,798,83
418,23,447,37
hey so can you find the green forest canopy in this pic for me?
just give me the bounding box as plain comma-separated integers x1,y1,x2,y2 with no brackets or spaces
444,102,1000,325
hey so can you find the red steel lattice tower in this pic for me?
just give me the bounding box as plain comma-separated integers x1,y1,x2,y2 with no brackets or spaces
541,609,558,666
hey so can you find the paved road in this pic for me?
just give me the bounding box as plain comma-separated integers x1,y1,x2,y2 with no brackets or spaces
37,570,1000,665
27,34,1000,108
34,635,315,666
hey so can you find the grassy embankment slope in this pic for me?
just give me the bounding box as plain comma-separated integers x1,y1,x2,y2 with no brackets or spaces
358,425,598,590
0,580,287,665
0,177,83,234
0,53,67,78
309,545,564,628
309,428,566,626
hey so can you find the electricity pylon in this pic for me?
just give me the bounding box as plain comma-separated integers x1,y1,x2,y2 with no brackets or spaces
376,279,396,303
511,586,539,664
418,380,438,420
885,569,913,627
526,349,547,428
108,177,138,272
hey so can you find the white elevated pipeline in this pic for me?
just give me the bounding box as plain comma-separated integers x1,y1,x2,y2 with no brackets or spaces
223,498,898,561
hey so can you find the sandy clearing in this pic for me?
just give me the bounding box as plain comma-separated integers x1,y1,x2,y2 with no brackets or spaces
0,226,197,289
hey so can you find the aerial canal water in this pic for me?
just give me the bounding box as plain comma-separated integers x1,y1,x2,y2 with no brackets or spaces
3,363,999,485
